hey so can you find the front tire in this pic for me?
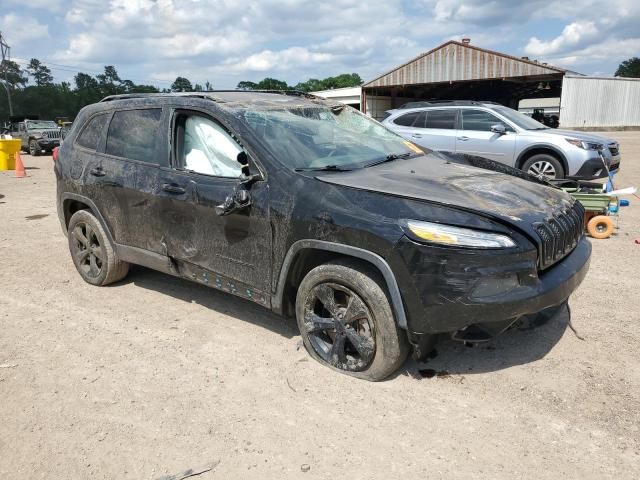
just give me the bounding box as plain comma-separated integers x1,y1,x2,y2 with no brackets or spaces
29,139,41,156
295,260,408,381
67,210,129,286
522,153,564,179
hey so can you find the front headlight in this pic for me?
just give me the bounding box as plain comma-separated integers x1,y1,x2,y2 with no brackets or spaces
565,138,602,150
402,220,516,248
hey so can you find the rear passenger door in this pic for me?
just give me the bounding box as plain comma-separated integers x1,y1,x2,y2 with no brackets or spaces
85,107,166,250
455,109,517,165
411,109,457,153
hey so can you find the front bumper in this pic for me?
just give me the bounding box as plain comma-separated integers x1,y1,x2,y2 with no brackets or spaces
36,138,61,150
570,153,621,179
395,236,591,334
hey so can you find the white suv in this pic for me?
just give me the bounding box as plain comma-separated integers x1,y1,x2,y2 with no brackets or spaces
382,101,621,180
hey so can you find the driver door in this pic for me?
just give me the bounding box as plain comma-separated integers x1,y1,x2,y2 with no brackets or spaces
455,108,517,165
151,109,272,300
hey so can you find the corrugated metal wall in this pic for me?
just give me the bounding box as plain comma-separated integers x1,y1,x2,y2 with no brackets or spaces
560,76,640,128
365,41,561,88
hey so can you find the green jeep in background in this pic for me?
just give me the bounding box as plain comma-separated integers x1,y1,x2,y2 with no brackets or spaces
13,119,62,156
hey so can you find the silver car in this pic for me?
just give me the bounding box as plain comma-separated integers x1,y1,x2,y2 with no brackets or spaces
382,101,621,180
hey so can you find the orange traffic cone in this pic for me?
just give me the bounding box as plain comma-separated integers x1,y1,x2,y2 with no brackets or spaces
14,151,26,178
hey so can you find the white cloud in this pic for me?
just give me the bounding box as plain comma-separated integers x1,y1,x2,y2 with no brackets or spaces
1,0,638,88
525,21,599,56
224,47,334,73
0,14,49,43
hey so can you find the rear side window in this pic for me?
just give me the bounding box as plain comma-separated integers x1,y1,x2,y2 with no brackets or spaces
76,113,110,151
393,111,420,126
461,109,504,131
423,109,457,129
106,109,162,163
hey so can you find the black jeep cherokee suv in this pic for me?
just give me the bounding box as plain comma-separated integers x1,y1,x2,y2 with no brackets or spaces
55,91,591,381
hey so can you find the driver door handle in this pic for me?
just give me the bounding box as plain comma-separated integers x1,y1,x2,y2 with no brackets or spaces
411,134,422,138
89,167,105,177
162,183,186,194
457,136,469,141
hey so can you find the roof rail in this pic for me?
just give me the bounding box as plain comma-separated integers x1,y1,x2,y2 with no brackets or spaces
100,92,221,102
100,89,316,103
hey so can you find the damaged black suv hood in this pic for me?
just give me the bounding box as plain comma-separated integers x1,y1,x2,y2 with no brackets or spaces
315,153,574,234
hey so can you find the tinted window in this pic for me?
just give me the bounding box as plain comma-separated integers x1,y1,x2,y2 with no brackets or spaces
106,109,162,163
424,109,457,129
393,111,420,126
461,109,505,132
181,115,243,178
76,113,109,150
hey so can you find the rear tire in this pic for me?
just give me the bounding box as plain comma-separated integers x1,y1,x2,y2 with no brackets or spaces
68,210,129,286
295,260,409,381
522,153,564,179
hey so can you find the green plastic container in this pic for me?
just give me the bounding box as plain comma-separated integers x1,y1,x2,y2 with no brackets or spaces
562,188,612,212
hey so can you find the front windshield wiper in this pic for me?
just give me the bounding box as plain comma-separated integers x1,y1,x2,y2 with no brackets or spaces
363,152,414,168
294,164,351,172
527,127,549,130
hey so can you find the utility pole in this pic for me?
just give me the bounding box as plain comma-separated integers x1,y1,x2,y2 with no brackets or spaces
0,31,13,116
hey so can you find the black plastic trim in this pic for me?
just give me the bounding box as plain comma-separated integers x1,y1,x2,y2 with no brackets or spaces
60,193,115,245
516,144,569,174
273,240,408,329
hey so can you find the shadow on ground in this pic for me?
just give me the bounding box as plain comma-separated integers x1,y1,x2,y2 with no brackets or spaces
120,265,298,340
116,266,573,378
399,304,572,380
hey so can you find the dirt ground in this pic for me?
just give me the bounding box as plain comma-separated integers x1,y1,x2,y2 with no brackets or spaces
1,133,639,480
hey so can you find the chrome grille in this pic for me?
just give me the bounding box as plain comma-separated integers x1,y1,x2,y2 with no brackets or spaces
42,129,61,140
534,201,585,270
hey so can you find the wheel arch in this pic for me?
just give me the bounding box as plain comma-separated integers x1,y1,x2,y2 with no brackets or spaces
61,193,115,245
516,144,568,175
273,240,408,329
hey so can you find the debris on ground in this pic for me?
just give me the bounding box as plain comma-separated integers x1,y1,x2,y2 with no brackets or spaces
156,461,219,480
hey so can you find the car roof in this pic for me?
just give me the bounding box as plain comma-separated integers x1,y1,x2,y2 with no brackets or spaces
99,90,335,110
386,101,504,117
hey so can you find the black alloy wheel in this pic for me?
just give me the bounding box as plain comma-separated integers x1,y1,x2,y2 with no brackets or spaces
70,221,105,280
301,282,376,372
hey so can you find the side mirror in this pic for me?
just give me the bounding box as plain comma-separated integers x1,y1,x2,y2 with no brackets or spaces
491,124,506,135
215,186,251,216
215,152,261,216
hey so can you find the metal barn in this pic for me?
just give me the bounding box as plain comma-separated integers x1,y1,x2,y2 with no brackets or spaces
361,39,567,120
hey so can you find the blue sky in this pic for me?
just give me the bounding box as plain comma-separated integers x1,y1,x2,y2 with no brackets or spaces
1,0,638,89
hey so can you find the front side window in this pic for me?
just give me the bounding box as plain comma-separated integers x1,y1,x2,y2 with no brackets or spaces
461,109,505,132
179,115,243,178
105,109,162,163
76,113,110,151
243,106,418,171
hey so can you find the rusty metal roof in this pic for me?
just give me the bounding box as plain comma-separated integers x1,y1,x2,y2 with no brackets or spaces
363,41,566,88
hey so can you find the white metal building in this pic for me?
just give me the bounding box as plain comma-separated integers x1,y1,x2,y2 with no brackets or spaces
309,86,361,109
560,75,640,130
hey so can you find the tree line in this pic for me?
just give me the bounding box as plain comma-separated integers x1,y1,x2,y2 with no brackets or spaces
236,73,363,92
0,57,363,123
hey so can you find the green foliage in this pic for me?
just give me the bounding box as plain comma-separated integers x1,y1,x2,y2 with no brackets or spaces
0,61,160,123
237,73,362,92
236,80,258,90
171,76,193,92
615,57,640,78
0,59,28,87
27,58,54,87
